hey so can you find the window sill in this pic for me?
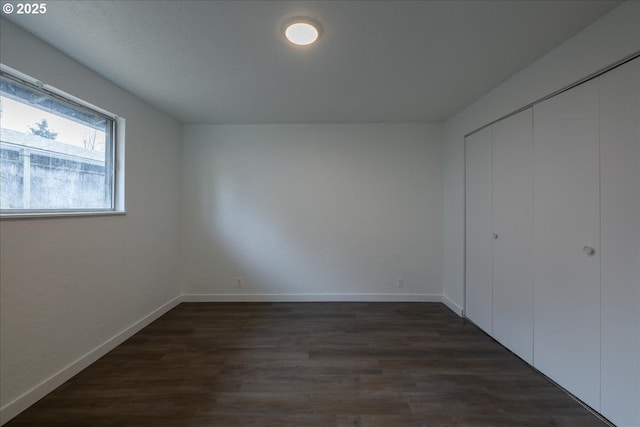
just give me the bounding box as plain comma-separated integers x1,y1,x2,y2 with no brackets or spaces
0,211,126,220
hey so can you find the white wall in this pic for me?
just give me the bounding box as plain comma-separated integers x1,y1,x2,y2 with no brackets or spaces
0,19,183,423
181,124,442,301
442,1,640,311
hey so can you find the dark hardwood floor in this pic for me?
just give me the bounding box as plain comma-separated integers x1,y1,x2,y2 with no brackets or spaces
7,302,607,427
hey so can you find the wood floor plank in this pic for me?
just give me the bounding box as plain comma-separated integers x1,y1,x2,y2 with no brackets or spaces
6,302,607,426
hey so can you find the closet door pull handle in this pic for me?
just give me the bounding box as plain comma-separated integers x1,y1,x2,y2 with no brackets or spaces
492,233,498,240
583,246,596,256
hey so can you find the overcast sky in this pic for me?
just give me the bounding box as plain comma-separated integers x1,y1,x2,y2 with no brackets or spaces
1,96,106,153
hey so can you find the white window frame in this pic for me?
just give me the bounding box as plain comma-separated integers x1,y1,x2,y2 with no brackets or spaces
0,64,125,219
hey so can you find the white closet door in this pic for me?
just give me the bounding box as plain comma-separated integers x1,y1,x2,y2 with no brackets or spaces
492,108,533,364
533,79,600,409
465,127,493,333
600,57,640,427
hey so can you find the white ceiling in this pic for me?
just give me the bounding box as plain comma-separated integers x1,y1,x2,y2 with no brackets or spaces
5,1,621,124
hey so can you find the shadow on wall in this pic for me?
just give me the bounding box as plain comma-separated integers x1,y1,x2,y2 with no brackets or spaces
207,172,344,294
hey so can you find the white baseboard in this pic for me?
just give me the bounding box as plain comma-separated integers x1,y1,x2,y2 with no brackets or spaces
441,294,464,317
182,293,443,303
0,295,183,426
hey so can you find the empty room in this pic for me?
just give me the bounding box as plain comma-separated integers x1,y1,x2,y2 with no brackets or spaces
0,1,638,426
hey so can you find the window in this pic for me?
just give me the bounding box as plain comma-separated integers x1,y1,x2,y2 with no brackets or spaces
0,66,122,216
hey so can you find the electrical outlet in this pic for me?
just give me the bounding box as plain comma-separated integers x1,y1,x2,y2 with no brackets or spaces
236,277,244,288
396,277,404,288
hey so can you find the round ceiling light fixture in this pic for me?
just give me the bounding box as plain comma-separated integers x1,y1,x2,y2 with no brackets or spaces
283,17,320,46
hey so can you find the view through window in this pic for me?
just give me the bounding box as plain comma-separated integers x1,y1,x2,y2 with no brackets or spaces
0,71,116,213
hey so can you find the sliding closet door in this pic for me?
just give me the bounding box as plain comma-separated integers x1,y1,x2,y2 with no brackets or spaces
599,57,640,427
492,109,533,364
533,79,600,409
465,127,493,333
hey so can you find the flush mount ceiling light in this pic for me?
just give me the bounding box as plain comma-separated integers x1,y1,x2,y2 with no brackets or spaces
283,17,321,46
